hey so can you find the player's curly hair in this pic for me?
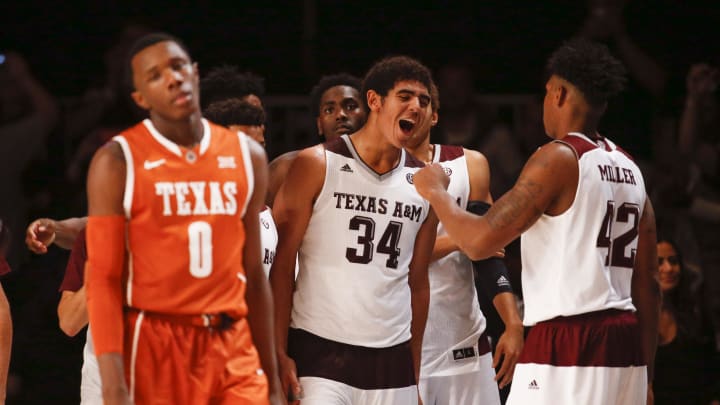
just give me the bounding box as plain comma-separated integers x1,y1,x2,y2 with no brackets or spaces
430,82,440,112
203,99,265,128
546,38,627,106
309,73,363,117
362,56,434,106
200,65,265,110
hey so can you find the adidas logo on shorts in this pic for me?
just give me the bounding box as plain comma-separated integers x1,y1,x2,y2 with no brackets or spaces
340,164,353,173
528,380,539,390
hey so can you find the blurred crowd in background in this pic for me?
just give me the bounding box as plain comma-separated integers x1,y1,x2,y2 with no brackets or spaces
1,1,719,403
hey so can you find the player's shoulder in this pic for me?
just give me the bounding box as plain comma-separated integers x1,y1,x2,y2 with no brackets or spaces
269,150,301,171
290,144,327,173
461,147,488,165
535,139,578,163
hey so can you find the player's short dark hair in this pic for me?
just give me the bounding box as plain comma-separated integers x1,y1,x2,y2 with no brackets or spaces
362,56,434,106
203,99,266,128
125,32,191,89
545,38,627,106
309,73,363,117
200,66,265,110
430,82,440,112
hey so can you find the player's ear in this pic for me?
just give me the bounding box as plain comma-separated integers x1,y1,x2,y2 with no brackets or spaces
367,90,382,111
192,62,199,81
131,90,151,111
316,116,323,136
556,84,568,107
431,111,439,126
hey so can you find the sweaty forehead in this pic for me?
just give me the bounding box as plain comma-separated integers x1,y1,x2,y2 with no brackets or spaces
321,85,361,103
132,41,190,73
392,80,430,96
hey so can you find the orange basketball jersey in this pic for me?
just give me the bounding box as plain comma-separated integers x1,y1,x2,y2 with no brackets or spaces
114,118,253,318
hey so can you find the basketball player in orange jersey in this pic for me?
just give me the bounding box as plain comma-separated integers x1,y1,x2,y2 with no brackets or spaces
84,33,282,404
414,39,659,404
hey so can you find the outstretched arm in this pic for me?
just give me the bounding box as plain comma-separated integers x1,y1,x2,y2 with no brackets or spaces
26,217,87,253
415,143,576,260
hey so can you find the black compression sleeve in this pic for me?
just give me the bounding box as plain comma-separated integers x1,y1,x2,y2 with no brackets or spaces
467,200,514,298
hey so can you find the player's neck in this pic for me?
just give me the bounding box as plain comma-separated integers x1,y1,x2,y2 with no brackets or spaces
556,113,597,141
150,112,204,147
405,139,433,165
349,127,402,174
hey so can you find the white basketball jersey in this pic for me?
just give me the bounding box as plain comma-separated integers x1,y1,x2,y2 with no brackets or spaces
521,133,646,326
259,207,278,278
81,326,102,404
421,145,487,377
291,135,430,347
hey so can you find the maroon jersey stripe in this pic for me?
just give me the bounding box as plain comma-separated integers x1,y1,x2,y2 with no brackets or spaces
404,151,425,168
556,134,598,160
438,144,464,162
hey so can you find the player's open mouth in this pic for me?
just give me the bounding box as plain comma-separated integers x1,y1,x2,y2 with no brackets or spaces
399,119,415,134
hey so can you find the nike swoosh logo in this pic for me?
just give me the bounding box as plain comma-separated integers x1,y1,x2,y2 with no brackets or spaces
143,159,166,170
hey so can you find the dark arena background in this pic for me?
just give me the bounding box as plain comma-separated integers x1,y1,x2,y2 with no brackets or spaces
1,1,719,403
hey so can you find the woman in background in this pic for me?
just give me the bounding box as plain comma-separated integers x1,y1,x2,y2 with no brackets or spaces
655,237,720,405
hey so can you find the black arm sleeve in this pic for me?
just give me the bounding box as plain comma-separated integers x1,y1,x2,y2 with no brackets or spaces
467,200,514,298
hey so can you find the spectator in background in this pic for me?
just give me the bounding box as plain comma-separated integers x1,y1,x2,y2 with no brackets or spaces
200,65,265,110
577,0,671,161
430,62,501,153
654,237,720,405
676,62,720,351
0,52,59,268
62,24,150,214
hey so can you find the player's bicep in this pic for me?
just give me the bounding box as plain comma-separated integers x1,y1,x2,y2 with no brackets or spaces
484,143,574,238
273,147,324,231
267,151,297,208
87,141,126,216
271,147,325,268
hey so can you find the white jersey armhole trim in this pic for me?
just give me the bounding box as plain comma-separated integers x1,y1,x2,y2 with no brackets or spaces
111,136,134,218
237,131,254,217
546,138,583,219
311,145,331,211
